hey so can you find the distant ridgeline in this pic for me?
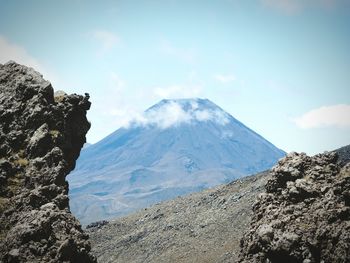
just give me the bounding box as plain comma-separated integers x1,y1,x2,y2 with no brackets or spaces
68,98,285,224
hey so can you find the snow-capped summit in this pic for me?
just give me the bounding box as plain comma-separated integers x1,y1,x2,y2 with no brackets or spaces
68,98,285,224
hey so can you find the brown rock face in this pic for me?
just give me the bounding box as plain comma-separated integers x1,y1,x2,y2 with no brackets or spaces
239,151,350,263
0,61,96,262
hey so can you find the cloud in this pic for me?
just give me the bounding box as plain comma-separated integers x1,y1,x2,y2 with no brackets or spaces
141,101,192,129
195,110,211,121
0,35,57,84
153,84,202,99
160,39,197,64
294,104,350,129
92,30,120,54
261,0,344,14
261,0,302,14
93,72,136,128
0,35,41,70
0,35,41,68
109,72,125,92
128,100,230,129
214,74,236,84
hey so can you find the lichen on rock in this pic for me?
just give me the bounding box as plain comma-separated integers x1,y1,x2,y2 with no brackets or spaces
0,61,96,262
239,151,350,263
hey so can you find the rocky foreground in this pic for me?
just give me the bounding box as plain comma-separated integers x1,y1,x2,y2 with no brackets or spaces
1,61,349,263
0,62,96,262
89,146,350,263
239,150,350,262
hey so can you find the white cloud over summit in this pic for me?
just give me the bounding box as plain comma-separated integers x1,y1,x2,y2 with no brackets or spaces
128,100,230,129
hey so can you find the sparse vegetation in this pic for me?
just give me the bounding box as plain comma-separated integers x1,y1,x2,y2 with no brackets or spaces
54,95,65,103
13,158,28,166
0,197,8,214
49,129,60,139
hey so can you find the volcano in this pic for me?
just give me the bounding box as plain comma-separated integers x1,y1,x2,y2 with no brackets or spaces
68,98,285,224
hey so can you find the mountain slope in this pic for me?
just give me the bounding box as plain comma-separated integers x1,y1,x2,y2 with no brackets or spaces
87,171,270,263
87,145,350,263
68,98,285,224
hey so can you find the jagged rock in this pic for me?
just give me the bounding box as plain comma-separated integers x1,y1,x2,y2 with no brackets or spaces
0,61,96,262
239,151,350,263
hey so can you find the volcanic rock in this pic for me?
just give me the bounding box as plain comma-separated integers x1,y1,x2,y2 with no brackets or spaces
0,61,96,262
239,151,350,263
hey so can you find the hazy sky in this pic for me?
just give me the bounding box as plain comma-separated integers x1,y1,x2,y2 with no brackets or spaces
0,0,349,154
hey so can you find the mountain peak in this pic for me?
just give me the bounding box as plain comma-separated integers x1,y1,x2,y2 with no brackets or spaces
136,98,230,129
149,98,219,111
68,98,285,224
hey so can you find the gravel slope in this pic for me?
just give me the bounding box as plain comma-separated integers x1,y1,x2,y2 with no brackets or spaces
88,171,270,263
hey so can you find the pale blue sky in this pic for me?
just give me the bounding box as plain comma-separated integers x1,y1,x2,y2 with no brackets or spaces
0,0,349,154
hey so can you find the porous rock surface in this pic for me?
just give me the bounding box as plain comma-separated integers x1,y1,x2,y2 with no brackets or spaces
239,151,350,263
0,61,96,262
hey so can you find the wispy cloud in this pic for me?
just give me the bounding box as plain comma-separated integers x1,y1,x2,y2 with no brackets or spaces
214,74,236,84
261,0,344,14
0,35,57,84
261,0,302,14
294,104,350,129
0,35,41,68
153,84,202,99
160,39,197,64
93,72,137,128
109,72,125,92
92,30,120,55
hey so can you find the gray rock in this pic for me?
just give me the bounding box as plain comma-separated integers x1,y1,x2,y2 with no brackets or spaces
239,151,350,263
0,61,96,262
27,123,52,158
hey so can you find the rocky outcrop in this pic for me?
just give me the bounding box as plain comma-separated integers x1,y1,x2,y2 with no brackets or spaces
239,151,350,263
0,61,96,262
